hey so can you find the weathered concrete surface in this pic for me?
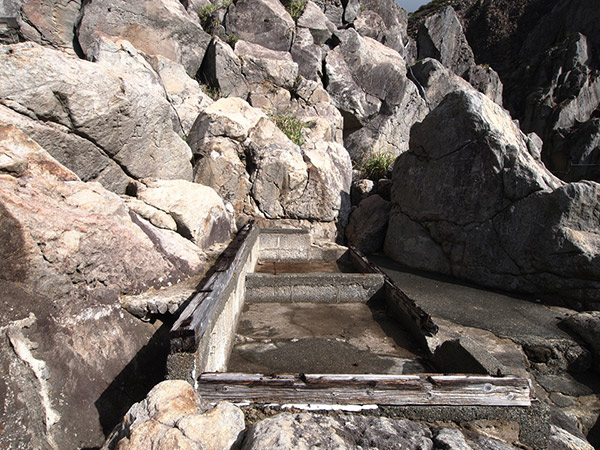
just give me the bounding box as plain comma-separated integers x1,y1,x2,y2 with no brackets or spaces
245,273,384,303
229,302,431,374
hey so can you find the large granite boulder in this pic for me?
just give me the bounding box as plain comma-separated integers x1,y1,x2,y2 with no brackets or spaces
103,380,245,450
0,125,210,449
385,89,600,309
0,42,193,193
325,28,427,159
9,0,82,52
188,97,351,228
346,194,391,254
199,37,249,99
225,0,295,52
77,0,210,76
417,6,475,77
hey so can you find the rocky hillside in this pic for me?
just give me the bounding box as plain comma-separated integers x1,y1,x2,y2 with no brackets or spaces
0,0,599,448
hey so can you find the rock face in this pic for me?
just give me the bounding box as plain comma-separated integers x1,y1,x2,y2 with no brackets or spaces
0,125,211,449
564,312,600,372
103,380,245,450
77,0,210,76
188,97,352,227
346,194,391,254
225,0,295,52
385,90,600,309
0,42,193,193
417,6,475,77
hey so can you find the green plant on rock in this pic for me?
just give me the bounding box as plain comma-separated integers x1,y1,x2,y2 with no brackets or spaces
197,1,232,33
285,0,307,21
359,150,396,181
202,84,222,101
270,113,307,146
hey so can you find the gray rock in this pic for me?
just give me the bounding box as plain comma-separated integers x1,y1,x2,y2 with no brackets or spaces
77,0,210,77
0,42,193,192
417,6,475,77
103,380,245,450
464,64,504,106
12,0,82,53
297,0,334,46
131,178,233,249
346,194,391,254
148,55,214,136
235,40,299,89
351,178,376,205
0,125,207,450
549,425,595,450
385,90,600,309
354,10,386,43
433,428,473,450
356,0,409,54
242,413,434,450
408,57,472,110
291,27,323,81
312,0,344,27
225,0,295,52
564,311,600,371
199,37,249,100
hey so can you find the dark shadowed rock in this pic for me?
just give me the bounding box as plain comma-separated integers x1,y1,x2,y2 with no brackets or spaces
463,64,503,105
346,194,391,254
225,0,295,52
417,6,475,77
291,27,323,81
564,312,600,372
385,89,600,309
77,0,210,77
199,37,249,99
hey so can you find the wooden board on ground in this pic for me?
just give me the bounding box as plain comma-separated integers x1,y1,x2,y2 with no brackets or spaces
196,373,531,407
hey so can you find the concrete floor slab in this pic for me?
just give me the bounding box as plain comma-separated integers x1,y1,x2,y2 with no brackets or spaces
228,301,434,374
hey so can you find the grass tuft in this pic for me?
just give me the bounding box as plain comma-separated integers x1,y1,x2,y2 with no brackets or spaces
270,113,307,146
358,150,396,181
285,0,307,21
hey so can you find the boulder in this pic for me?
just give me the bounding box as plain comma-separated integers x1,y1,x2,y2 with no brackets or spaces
417,6,475,77
291,27,323,81
346,194,391,254
199,37,249,99
131,179,233,249
148,55,214,136
0,125,208,449
350,178,376,205
408,58,476,110
0,42,193,193
12,0,82,53
564,312,600,372
225,0,295,52
385,90,600,309
103,380,245,450
188,97,351,228
235,40,299,89
242,413,434,450
355,0,409,54
297,0,334,45
77,0,210,76
463,64,504,106
311,0,344,27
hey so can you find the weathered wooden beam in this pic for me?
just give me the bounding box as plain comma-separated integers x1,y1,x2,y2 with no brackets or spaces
170,222,257,351
348,247,438,337
196,373,531,407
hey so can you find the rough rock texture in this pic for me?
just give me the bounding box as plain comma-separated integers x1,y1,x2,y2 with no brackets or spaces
0,42,193,193
77,0,210,76
385,90,600,309
0,125,208,449
200,37,249,99
188,97,351,227
103,380,245,450
346,194,391,254
11,0,82,52
131,178,233,249
235,40,299,90
564,312,600,372
148,55,214,136
242,413,435,450
417,6,475,77
225,0,295,52
325,28,427,158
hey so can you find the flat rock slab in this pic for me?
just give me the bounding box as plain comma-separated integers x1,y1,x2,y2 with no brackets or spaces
228,302,432,374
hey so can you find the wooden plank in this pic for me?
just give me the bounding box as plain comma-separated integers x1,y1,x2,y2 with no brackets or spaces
196,373,531,407
170,222,257,350
348,247,438,336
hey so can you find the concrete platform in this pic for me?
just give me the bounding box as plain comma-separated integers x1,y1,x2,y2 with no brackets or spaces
227,301,434,374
